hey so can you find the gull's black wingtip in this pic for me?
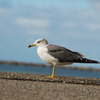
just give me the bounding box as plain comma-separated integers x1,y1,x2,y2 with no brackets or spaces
83,58,100,64
75,58,100,64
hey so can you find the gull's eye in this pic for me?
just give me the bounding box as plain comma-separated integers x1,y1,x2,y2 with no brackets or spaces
37,41,40,43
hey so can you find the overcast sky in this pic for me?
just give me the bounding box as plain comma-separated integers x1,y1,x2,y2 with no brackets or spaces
0,0,100,68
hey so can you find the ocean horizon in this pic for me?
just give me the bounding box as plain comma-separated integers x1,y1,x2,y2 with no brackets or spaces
0,64,100,78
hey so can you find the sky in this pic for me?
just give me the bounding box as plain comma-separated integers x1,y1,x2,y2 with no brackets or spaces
0,0,100,68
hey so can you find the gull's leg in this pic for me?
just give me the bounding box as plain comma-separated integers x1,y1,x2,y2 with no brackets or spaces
46,66,56,78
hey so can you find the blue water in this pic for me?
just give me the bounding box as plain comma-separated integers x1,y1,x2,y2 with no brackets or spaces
0,64,100,78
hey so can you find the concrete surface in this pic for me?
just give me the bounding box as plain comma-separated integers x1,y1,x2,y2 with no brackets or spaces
0,72,100,100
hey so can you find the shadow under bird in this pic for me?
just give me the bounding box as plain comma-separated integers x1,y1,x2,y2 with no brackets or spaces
28,38,100,78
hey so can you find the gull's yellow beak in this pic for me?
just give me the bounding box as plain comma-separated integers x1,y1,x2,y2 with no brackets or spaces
28,44,36,48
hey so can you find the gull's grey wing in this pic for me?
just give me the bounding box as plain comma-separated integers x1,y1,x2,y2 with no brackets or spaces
47,44,99,63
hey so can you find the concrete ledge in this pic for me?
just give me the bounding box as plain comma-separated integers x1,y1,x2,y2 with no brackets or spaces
0,72,100,100
0,72,100,85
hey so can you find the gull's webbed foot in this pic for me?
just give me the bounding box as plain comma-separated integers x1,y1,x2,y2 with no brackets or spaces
46,75,55,78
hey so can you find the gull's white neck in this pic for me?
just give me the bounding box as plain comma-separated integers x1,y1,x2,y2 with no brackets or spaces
37,45,48,57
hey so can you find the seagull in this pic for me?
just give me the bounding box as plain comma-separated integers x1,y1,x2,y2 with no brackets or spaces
28,38,100,78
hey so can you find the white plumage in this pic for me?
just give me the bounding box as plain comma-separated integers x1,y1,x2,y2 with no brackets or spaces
37,45,58,65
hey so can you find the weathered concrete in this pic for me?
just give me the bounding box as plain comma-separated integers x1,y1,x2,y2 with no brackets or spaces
0,72,100,85
0,72,100,100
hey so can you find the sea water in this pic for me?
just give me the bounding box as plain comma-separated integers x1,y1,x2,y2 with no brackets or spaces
0,64,100,78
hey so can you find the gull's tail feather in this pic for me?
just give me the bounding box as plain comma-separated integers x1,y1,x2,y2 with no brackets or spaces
75,58,100,64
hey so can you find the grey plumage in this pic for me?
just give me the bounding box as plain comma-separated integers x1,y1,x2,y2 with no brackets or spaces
47,44,100,63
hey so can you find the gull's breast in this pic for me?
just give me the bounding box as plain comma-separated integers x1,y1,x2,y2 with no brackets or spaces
37,46,58,65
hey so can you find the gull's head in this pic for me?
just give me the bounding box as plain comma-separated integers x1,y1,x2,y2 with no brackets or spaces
28,38,48,48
